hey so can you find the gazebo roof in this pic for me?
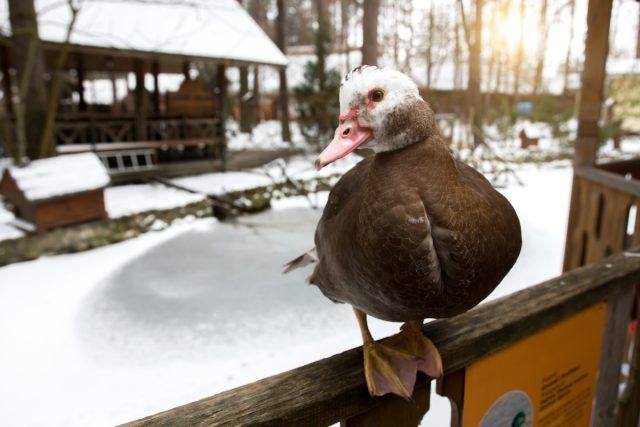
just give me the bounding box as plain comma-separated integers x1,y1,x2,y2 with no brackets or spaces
0,0,288,70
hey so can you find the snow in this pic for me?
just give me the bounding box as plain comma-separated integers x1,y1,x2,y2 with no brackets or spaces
5,153,109,202
169,153,359,196
104,183,206,218
0,163,573,427
0,199,24,240
226,120,307,151
0,0,287,67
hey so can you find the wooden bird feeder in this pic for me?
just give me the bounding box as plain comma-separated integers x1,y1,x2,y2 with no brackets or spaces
0,153,110,232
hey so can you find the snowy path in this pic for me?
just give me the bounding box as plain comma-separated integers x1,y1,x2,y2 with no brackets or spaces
0,165,571,426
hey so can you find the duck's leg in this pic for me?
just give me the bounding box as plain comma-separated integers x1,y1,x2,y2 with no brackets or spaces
382,320,443,379
353,307,419,399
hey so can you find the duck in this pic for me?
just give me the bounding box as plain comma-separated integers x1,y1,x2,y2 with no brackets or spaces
284,66,521,399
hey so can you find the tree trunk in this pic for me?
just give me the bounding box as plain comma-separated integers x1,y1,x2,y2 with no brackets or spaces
533,0,548,95
315,0,330,90
453,10,461,90
425,1,434,89
8,0,48,161
276,0,291,142
512,0,525,104
361,0,379,66
562,0,576,94
341,0,351,72
467,0,483,148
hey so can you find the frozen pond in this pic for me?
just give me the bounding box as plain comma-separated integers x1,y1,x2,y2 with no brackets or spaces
0,166,572,426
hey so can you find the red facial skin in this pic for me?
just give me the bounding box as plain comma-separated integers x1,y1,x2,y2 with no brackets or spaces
315,104,374,170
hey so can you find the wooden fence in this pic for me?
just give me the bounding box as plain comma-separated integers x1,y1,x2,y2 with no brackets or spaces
122,250,640,427
564,160,640,272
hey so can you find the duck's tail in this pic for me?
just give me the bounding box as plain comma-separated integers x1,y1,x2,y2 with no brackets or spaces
282,247,318,274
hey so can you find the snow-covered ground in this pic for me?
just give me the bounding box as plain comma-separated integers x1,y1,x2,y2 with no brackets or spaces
0,164,572,426
104,183,206,218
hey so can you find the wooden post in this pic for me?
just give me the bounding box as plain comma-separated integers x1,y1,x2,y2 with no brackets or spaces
216,64,227,168
239,65,250,132
77,54,86,112
563,0,613,271
1,46,13,114
152,61,160,114
182,61,190,81
592,284,635,426
574,0,613,168
616,286,640,427
134,59,148,141
437,369,465,427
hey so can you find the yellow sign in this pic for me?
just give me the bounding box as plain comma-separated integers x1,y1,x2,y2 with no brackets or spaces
463,303,607,427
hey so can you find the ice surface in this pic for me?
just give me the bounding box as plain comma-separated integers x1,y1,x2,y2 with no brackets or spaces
6,153,109,202
0,165,572,426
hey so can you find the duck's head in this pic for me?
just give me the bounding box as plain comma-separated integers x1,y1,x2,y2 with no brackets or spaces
315,66,436,170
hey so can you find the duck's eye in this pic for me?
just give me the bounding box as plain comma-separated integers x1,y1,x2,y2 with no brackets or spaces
370,89,385,102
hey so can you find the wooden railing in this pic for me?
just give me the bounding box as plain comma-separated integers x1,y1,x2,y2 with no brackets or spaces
564,160,640,272
122,250,640,427
53,114,221,145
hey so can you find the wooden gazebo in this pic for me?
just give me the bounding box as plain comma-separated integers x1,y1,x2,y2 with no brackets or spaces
0,0,287,181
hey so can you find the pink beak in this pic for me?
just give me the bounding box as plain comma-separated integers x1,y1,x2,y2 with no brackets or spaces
315,113,373,170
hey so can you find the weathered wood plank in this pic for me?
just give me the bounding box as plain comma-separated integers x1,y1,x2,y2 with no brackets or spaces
593,283,635,426
340,381,430,427
122,250,640,427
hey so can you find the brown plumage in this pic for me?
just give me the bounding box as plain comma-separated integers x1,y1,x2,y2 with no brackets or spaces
310,106,521,321
284,66,521,398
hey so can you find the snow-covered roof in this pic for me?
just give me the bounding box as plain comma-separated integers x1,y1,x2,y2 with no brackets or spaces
4,153,110,202
0,0,287,67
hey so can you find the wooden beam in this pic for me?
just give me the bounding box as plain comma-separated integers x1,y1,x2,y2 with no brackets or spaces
574,0,613,167
134,59,148,140
121,250,640,427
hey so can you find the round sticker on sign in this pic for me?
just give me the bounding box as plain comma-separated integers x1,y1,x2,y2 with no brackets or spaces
479,390,533,427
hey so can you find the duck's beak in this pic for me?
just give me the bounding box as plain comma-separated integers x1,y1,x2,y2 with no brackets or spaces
315,118,373,170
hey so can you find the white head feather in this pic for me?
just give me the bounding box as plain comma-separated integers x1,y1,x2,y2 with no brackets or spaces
338,66,428,152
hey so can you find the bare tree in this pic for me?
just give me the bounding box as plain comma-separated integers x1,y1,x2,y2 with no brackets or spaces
38,0,79,159
512,0,525,103
425,1,434,89
562,0,576,94
8,0,48,162
361,0,379,66
276,0,291,142
532,0,548,95
458,0,484,148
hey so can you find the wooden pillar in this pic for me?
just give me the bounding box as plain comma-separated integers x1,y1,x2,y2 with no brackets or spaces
152,61,160,114
239,65,250,132
563,0,613,272
106,57,119,113
182,61,190,81
216,64,227,168
134,59,148,141
77,54,86,112
1,46,13,114
574,0,613,167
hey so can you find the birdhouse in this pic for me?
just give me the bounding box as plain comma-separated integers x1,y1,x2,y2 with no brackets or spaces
0,153,110,232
